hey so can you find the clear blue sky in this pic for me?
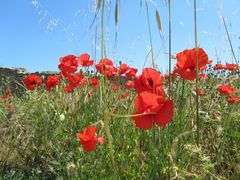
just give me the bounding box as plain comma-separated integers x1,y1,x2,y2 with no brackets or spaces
0,0,239,73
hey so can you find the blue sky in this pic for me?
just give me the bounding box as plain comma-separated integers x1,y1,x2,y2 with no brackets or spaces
0,0,239,73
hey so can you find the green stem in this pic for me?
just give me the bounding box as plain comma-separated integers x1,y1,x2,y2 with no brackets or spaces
101,0,105,59
194,0,200,146
216,106,231,164
222,16,238,65
145,0,155,68
152,123,157,178
168,0,172,98
104,111,117,175
179,78,185,126
140,129,145,177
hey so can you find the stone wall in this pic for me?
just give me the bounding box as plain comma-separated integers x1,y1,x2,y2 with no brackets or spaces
0,67,58,95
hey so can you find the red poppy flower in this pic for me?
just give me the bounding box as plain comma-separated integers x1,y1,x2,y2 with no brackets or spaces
95,58,117,78
111,85,119,91
58,55,78,76
6,89,13,94
0,88,13,102
6,105,14,109
200,65,208,70
76,126,98,152
23,74,42,90
125,68,138,79
64,85,75,93
90,77,100,88
68,74,86,88
213,63,225,70
175,48,210,80
225,63,238,71
125,80,134,89
227,95,239,104
45,75,59,91
199,73,207,80
122,92,130,98
118,92,130,99
0,94,9,102
77,53,94,67
119,64,130,75
217,85,235,95
134,68,164,96
195,88,205,96
132,91,174,130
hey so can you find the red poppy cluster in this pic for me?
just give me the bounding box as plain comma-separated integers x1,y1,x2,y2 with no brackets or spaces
217,85,235,95
0,88,13,102
75,126,104,152
0,88,14,109
132,68,174,130
213,63,239,71
217,85,239,104
95,59,138,79
174,48,211,81
22,53,139,94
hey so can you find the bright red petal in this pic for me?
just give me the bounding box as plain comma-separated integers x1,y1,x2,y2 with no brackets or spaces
86,126,96,139
83,137,97,152
154,100,174,127
132,115,153,130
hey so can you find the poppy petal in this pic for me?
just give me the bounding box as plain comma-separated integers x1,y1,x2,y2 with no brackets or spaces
132,115,153,130
154,100,174,127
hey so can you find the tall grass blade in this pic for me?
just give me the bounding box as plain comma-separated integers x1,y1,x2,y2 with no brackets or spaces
156,9,163,33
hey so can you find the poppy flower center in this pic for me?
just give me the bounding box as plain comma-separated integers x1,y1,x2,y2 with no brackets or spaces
148,79,153,87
